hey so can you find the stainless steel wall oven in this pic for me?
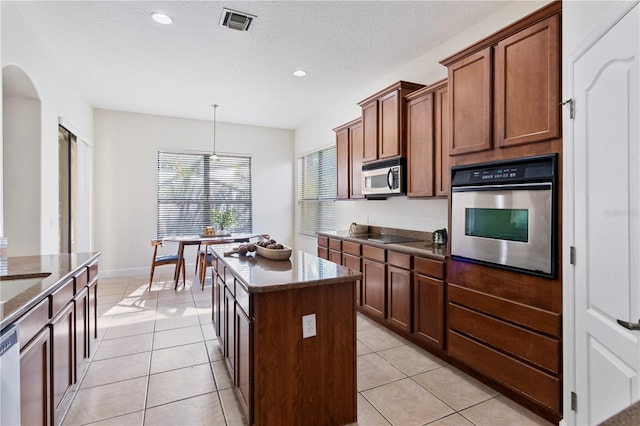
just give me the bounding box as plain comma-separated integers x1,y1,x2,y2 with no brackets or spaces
450,154,558,278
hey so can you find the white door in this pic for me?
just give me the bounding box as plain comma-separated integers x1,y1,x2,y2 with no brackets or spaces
572,3,640,425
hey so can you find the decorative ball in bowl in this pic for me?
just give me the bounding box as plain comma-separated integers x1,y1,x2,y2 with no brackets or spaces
256,244,292,261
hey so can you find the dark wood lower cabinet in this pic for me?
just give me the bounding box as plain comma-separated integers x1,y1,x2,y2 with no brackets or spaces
50,302,75,424
87,278,99,354
20,327,51,426
236,306,251,418
387,265,412,332
362,259,386,319
342,253,362,306
224,287,235,375
413,273,444,350
74,286,90,381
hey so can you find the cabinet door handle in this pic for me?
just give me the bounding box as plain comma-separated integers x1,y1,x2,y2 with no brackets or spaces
617,319,640,330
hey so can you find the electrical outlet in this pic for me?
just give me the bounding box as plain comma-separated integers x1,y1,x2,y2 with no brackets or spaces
302,314,316,338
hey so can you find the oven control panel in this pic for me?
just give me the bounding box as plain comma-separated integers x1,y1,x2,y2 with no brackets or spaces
451,154,556,186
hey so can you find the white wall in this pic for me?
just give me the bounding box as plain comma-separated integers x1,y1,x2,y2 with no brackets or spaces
94,109,294,275
1,2,94,254
3,96,40,255
293,0,551,254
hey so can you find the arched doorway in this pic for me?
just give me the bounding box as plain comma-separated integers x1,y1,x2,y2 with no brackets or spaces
2,65,42,255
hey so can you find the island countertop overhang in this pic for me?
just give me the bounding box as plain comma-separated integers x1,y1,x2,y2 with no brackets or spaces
211,244,362,293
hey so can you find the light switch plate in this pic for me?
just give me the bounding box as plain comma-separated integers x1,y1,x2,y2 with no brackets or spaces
302,313,316,338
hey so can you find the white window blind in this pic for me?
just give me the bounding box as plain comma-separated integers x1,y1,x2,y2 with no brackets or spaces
157,152,252,238
298,146,336,237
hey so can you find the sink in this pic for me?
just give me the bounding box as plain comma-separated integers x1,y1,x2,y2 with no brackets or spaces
0,272,51,281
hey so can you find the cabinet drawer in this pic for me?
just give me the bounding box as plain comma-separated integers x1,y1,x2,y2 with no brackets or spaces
449,303,559,374
448,330,560,413
342,241,361,256
329,238,342,251
388,251,411,270
363,245,385,262
414,257,444,279
235,280,250,316
74,268,88,293
50,278,74,319
88,261,99,283
317,247,329,260
224,268,235,296
317,236,329,248
15,298,50,350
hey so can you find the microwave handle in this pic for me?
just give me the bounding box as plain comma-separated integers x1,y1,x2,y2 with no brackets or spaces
387,169,393,190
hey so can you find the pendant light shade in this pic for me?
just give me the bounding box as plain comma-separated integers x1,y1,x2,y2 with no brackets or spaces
211,104,218,159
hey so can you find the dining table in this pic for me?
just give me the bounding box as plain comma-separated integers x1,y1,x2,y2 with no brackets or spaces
162,233,266,287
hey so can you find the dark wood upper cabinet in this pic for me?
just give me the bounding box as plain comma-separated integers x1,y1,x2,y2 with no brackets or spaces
406,79,450,198
349,120,364,199
334,118,364,200
358,81,425,164
447,47,493,156
406,89,435,197
441,1,561,162
335,126,350,200
495,14,560,148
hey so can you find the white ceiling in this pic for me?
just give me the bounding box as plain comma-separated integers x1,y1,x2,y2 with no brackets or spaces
9,1,510,129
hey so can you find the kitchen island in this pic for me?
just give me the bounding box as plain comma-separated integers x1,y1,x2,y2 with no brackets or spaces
210,244,362,426
0,252,100,426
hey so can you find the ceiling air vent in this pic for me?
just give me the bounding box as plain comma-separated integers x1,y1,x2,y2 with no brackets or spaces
219,8,256,32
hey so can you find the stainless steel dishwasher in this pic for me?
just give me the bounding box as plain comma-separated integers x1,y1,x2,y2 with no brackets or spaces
0,325,21,425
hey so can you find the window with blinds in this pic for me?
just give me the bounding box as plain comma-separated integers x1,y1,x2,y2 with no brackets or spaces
298,146,336,237
157,152,252,238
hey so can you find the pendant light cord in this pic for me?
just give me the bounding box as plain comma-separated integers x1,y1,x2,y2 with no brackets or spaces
212,104,218,158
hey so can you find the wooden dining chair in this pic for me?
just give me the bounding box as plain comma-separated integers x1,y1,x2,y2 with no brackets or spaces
148,239,185,291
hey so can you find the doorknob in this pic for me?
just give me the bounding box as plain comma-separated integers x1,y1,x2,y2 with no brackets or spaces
617,319,640,330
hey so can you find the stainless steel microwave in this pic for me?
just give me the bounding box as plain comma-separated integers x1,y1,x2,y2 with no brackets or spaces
450,155,558,278
362,158,406,198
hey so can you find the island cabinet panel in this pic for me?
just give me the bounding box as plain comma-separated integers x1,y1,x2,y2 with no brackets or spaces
224,286,236,376
495,14,560,148
16,297,49,350
252,282,356,425
74,286,90,381
50,301,75,425
235,304,251,417
87,264,99,351
20,327,51,426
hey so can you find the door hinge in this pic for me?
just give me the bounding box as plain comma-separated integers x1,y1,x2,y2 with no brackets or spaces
561,99,575,119
570,246,576,265
571,391,578,411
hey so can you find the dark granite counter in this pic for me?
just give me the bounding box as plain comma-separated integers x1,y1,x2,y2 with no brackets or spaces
317,230,447,260
601,401,640,425
0,252,100,331
211,244,362,293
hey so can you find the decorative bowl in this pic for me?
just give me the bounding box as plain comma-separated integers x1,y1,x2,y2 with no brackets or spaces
256,244,292,261
349,223,369,236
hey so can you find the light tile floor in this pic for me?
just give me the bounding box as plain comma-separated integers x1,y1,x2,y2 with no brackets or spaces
62,271,553,426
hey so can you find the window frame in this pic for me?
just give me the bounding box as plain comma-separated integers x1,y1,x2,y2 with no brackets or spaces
297,145,337,238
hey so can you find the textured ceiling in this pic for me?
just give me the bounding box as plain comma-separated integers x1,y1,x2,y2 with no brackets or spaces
7,1,510,129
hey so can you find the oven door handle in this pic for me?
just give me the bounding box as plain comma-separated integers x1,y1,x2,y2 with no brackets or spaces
452,183,552,192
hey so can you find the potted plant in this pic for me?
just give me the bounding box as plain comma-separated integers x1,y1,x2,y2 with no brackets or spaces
209,208,237,235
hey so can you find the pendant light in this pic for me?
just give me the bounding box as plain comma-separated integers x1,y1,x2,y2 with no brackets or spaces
211,104,218,160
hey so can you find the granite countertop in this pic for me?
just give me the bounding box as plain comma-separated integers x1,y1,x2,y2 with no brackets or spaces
601,401,640,425
317,230,447,260
0,252,101,331
212,244,362,293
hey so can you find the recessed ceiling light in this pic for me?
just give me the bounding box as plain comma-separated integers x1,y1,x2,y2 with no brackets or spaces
293,70,307,77
151,12,173,25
